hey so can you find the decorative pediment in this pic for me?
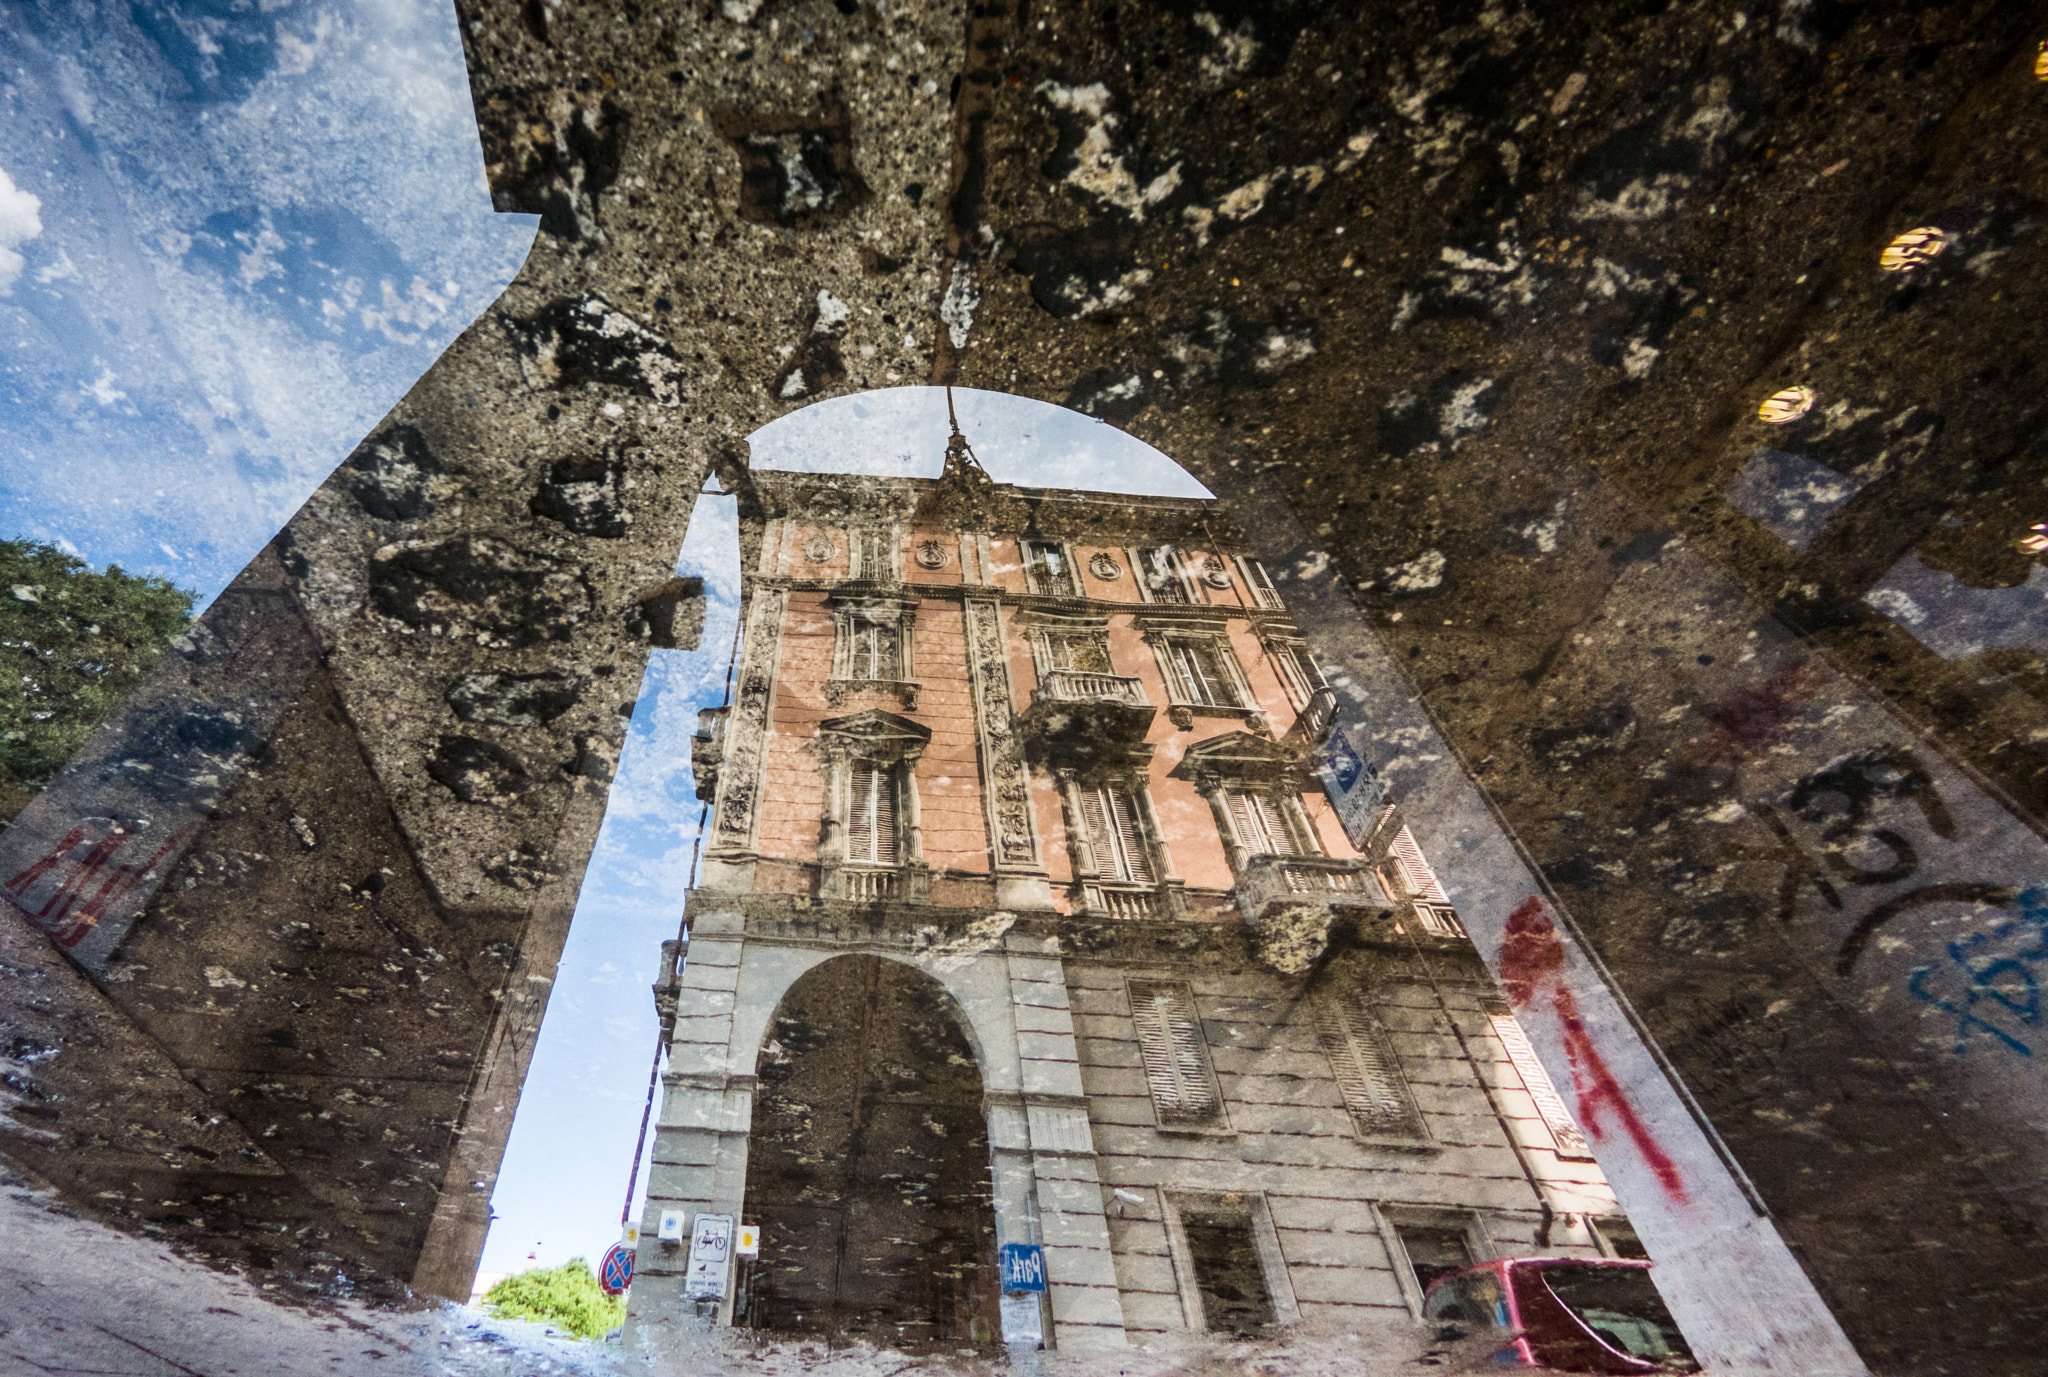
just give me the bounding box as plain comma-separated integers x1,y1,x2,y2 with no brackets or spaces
1133,610,1234,635
1011,606,1112,631
1172,730,1297,783
824,587,920,615
817,709,931,749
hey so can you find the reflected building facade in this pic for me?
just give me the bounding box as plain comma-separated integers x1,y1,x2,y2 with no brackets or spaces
629,436,1634,1350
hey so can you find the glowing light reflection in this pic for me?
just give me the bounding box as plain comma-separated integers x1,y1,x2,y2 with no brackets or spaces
1880,227,1948,272
1757,385,1816,424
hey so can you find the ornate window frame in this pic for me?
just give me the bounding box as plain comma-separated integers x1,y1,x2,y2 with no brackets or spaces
1258,628,1328,712
1021,537,1081,598
813,709,931,904
1237,555,1285,610
1130,544,1197,604
825,587,920,710
1055,765,1186,919
846,523,901,583
1137,615,1260,731
1021,610,1116,679
1175,731,1323,875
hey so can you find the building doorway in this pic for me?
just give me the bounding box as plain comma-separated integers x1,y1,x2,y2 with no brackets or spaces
742,955,1000,1348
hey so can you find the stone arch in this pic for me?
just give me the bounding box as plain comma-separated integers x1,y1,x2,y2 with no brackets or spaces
739,952,1002,1347
724,935,1025,1097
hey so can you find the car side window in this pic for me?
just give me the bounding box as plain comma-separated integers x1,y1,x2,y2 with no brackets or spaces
1424,1272,1507,1329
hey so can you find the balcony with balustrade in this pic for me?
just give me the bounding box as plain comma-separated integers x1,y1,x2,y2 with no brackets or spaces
1019,668,1157,771
825,864,931,905
1283,684,1339,752
1233,854,1397,975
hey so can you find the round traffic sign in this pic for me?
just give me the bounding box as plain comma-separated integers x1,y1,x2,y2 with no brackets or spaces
599,1241,635,1296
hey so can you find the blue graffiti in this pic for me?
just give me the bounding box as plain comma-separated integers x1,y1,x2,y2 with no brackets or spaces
1908,886,2048,1057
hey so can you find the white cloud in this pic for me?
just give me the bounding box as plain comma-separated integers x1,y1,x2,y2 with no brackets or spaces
82,368,127,407
0,164,44,294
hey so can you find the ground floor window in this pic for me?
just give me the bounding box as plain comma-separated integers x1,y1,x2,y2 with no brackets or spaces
1180,1211,1276,1337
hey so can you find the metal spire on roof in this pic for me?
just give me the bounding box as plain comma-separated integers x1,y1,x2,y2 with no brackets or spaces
944,384,988,474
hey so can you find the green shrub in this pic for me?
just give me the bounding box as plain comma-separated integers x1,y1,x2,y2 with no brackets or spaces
482,1258,625,1340
0,540,194,823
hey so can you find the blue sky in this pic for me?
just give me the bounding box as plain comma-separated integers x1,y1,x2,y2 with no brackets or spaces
0,2,1211,1291
0,0,535,603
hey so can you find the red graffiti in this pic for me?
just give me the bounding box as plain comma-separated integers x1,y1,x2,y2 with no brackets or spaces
1498,897,1688,1203
3,821,193,949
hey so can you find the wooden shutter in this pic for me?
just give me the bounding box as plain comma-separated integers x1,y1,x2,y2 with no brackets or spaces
1226,790,1296,856
1082,784,1152,884
1390,827,1449,902
847,761,896,865
1313,988,1426,1139
1128,980,1222,1125
1108,785,1153,884
1485,1002,1594,1159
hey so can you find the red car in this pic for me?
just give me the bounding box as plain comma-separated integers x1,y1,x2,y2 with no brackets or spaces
1422,1258,1701,1373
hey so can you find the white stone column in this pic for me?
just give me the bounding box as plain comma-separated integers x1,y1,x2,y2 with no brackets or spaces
629,908,753,1333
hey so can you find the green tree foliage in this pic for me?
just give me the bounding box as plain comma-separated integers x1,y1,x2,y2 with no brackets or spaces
482,1258,626,1340
0,540,194,822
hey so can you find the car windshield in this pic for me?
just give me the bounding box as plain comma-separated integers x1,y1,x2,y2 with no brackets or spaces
1539,1265,1696,1366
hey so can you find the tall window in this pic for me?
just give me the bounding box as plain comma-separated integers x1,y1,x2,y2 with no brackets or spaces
1269,640,1328,705
851,529,894,581
1164,639,1242,707
1128,979,1224,1126
845,760,899,865
845,616,902,680
1139,545,1190,603
1180,1211,1277,1335
1024,540,1076,597
1313,988,1427,1141
1044,630,1113,675
1078,783,1153,884
1224,789,1316,857
1394,1224,1474,1293
1241,558,1284,610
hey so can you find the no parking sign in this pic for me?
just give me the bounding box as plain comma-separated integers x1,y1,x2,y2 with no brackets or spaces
599,1241,634,1296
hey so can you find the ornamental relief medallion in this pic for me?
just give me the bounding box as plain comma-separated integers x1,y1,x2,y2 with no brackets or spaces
915,538,947,570
1200,554,1233,589
804,534,835,563
1088,552,1122,581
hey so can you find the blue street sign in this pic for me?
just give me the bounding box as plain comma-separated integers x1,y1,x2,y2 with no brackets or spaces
999,1243,1046,1294
599,1241,635,1296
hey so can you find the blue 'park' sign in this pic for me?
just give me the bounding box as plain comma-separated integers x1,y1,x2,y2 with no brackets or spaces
999,1243,1046,1293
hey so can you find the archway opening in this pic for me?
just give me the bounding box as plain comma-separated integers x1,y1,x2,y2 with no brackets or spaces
741,955,999,1348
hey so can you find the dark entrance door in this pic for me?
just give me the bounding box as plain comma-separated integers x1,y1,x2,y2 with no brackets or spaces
742,955,1000,1348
